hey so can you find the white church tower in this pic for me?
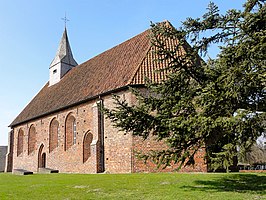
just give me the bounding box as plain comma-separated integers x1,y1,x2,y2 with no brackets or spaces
49,27,78,86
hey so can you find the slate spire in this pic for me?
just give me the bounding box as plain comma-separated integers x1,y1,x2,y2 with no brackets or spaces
49,27,78,86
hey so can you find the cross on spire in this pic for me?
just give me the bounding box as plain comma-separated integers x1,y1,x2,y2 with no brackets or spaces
61,13,69,28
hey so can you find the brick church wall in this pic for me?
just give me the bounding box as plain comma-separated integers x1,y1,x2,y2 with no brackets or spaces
132,135,207,173
102,92,133,173
129,89,207,173
12,100,100,173
5,130,13,172
11,89,207,174
11,91,134,174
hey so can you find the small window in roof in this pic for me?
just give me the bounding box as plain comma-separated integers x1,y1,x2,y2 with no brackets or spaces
53,69,57,74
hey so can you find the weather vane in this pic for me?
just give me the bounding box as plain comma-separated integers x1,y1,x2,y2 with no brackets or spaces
61,13,69,28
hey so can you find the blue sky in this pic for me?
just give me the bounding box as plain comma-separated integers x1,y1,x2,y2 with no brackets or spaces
0,0,246,145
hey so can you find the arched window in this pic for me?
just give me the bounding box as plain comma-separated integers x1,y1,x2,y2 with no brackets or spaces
49,118,59,152
17,129,24,156
28,125,36,154
65,113,76,151
73,119,77,145
83,131,93,163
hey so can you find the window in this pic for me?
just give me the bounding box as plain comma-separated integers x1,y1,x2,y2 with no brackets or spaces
65,113,76,151
73,120,77,145
83,131,93,163
17,129,24,156
28,125,36,154
53,69,57,74
49,118,59,152
58,126,60,146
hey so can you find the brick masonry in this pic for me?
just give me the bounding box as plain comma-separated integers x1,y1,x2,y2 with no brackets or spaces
240,170,266,173
10,90,207,173
132,135,207,173
0,146,7,172
5,130,13,172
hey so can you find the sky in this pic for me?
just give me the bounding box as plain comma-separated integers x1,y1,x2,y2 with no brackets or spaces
0,0,247,145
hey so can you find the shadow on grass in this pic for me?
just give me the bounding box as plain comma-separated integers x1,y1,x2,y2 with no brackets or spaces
182,173,266,195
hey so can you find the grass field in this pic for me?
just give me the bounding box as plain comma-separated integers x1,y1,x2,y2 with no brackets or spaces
0,172,265,200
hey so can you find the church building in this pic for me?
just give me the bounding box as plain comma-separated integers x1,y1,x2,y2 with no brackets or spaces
6,22,207,173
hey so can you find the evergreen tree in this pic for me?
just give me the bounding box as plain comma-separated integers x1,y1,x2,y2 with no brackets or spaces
104,0,266,172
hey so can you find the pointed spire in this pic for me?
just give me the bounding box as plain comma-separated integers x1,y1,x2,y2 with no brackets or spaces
50,27,78,68
49,27,78,86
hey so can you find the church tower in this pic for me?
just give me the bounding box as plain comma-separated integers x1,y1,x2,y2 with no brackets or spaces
49,28,78,86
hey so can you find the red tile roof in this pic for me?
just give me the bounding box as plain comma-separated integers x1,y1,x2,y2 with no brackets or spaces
10,23,184,127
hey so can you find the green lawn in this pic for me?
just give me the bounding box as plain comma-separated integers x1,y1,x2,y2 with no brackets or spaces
0,172,265,200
